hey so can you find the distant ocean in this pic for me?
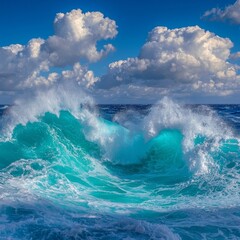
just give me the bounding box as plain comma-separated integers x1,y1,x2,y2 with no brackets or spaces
1,94,240,239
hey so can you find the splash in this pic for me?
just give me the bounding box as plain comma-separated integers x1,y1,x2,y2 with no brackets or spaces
1,88,240,239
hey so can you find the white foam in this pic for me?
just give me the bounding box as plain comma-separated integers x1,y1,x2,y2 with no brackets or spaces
1,89,237,174
141,97,237,173
0,81,96,137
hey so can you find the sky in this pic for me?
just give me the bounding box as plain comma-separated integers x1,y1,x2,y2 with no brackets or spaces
0,0,240,104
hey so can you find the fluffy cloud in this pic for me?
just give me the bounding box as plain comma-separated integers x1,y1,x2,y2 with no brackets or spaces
0,39,49,91
203,0,240,24
100,26,239,96
0,9,117,92
61,63,99,88
230,51,240,60
47,9,117,66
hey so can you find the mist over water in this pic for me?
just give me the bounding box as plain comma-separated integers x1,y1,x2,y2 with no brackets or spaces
1,87,240,239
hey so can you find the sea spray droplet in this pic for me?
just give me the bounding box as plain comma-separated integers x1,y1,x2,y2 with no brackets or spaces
1,92,240,239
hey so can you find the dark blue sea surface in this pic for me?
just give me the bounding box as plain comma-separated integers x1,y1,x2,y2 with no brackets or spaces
1,97,240,239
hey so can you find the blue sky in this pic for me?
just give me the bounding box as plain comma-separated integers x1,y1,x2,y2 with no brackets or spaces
0,0,240,103
1,0,238,68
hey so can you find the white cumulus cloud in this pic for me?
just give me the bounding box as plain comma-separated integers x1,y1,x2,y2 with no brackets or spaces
203,0,240,24
47,9,117,66
100,26,239,97
61,63,99,88
0,9,117,92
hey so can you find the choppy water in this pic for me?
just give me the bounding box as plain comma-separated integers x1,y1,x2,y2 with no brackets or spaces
1,88,240,239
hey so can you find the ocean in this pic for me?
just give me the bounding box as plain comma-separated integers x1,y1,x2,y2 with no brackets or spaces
0,91,240,239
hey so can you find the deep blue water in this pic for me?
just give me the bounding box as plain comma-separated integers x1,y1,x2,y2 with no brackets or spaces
1,97,240,240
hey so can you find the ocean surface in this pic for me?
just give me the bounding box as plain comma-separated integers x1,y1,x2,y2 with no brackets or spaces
1,91,240,239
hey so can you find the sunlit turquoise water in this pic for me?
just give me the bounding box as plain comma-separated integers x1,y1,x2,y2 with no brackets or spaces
1,95,240,239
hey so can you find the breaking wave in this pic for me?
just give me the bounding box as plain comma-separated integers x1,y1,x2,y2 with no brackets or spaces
1,86,240,239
